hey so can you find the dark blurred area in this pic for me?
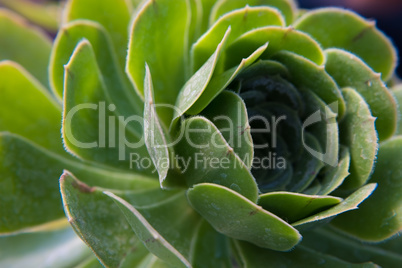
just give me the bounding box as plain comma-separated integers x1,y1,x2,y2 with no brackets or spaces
299,0,402,77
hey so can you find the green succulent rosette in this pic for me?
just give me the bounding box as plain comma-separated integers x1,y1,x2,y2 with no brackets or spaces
1,0,402,267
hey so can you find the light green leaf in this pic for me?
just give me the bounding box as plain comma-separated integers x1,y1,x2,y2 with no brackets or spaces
126,0,191,124
318,146,350,195
0,0,60,31
0,226,93,268
60,171,151,268
0,9,51,88
225,26,325,69
393,87,402,135
0,61,66,156
339,88,378,189
325,48,397,141
201,91,253,168
144,65,170,187
198,0,219,34
64,0,131,68
174,116,259,202
272,50,345,118
295,8,397,81
301,227,402,268
105,191,191,268
50,20,142,118
187,183,302,251
292,183,377,227
331,136,402,242
192,6,284,72
0,132,157,234
187,43,267,115
233,240,377,267
173,27,231,125
210,0,296,25
259,191,341,224
63,40,151,172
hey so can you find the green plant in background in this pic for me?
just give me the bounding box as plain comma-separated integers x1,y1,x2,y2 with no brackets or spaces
1,0,402,267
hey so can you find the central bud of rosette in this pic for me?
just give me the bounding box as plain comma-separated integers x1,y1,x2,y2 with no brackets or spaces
227,61,337,194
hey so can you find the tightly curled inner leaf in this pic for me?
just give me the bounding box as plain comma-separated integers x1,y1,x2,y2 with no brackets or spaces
1,0,401,267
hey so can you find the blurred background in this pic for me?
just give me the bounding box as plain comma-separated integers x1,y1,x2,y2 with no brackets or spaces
1,0,401,76
299,0,402,77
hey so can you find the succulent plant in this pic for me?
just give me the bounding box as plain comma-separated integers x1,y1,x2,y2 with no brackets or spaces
1,0,402,267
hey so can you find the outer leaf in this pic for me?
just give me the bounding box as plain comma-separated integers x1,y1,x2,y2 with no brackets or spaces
126,0,191,124
339,88,378,189
301,227,402,268
187,183,302,251
331,137,402,241
0,132,157,234
233,240,377,267
393,87,402,135
225,26,325,70
60,172,151,268
295,8,397,81
50,20,142,118
144,65,170,186
0,61,66,156
259,192,342,224
210,0,296,25
272,50,345,118
292,184,377,227
64,0,131,68
192,6,284,71
174,117,259,202
325,48,397,141
200,91,253,168
0,9,51,88
105,192,191,268
0,226,93,268
63,40,151,172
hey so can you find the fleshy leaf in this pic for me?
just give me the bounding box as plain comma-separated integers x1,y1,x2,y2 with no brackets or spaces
174,116,259,202
0,0,60,31
233,240,377,267
63,40,151,172
0,226,93,268
50,20,142,118
144,65,170,187
0,9,51,88
292,183,377,227
339,88,378,189
187,43,267,115
301,227,402,268
295,8,397,81
60,172,151,268
0,61,66,156
105,192,191,268
187,183,302,251
0,132,157,234
173,27,231,124
192,6,284,71
126,0,191,124
325,48,397,141
331,136,402,242
64,0,131,68
393,87,402,135
272,50,345,118
317,146,351,195
225,26,325,69
201,91,254,168
210,0,296,25
259,191,342,224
